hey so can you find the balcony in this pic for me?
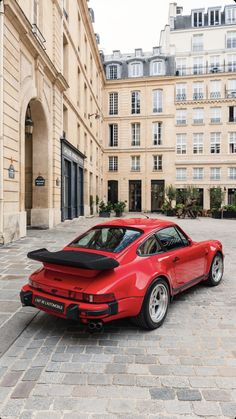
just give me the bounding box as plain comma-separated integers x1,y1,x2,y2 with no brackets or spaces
227,90,236,99
210,92,221,99
175,64,233,77
193,119,203,124
193,93,204,100
176,94,186,101
176,119,187,125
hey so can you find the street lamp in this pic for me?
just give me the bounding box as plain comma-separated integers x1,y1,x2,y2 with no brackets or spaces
25,105,34,135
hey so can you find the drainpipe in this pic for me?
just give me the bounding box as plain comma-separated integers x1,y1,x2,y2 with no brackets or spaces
0,0,4,244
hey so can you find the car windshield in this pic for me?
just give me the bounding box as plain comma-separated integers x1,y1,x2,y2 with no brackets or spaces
70,227,142,253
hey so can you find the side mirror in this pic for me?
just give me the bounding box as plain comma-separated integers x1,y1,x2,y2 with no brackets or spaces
188,238,192,245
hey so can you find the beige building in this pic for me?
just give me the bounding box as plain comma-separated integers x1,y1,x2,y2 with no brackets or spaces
0,1,236,243
0,0,104,244
103,3,236,211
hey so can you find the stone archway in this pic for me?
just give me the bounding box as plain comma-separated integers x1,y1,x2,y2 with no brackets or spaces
24,98,50,228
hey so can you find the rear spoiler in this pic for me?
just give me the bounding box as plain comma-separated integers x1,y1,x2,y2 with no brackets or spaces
27,248,119,270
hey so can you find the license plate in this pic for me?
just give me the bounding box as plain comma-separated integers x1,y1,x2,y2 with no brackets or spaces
34,296,65,313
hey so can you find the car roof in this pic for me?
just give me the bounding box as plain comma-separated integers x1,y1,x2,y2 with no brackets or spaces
95,218,176,233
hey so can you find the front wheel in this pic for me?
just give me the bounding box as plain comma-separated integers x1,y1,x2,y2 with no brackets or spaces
206,253,224,287
131,279,170,330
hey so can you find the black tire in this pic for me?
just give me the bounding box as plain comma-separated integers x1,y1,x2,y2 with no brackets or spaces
205,252,224,287
131,278,170,330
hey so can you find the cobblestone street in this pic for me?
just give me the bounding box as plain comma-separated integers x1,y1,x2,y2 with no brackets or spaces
0,214,235,418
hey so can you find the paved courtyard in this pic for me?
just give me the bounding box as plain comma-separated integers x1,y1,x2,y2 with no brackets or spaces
0,214,235,419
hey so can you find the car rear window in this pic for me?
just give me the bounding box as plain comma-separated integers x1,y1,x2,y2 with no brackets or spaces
70,227,142,253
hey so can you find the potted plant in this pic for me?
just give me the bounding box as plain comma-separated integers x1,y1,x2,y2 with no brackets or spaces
222,204,236,219
209,187,224,219
99,201,113,217
113,201,126,217
89,195,94,215
162,185,176,216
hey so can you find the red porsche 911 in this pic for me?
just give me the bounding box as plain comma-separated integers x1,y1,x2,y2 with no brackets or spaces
20,219,224,330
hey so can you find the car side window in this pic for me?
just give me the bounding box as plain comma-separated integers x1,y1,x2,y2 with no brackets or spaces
156,227,185,251
176,227,189,246
138,235,162,256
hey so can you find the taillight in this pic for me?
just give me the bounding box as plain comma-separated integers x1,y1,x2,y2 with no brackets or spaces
83,293,115,303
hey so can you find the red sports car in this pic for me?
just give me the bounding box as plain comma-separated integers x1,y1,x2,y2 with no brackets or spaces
20,219,224,330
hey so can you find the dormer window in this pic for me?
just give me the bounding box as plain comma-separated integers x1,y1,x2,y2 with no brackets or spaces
135,49,142,57
208,8,221,26
192,10,204,27
106,64,121,80
151,60,164,76
129,62,143,78
225,6,236,25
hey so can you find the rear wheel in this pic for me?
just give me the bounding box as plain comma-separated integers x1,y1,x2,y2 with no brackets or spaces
206,252,223,286
132,278,170,330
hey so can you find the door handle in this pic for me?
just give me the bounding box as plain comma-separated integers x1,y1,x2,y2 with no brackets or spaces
173,257,180,263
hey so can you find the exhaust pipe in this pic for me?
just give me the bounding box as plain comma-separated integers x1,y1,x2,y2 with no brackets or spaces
88,321,103,332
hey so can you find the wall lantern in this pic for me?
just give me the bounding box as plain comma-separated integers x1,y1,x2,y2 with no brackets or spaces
8,158,15,179
56,177,60,187
25,105,34,135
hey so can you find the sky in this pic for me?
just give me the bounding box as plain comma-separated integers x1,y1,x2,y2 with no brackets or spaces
89,0,234,54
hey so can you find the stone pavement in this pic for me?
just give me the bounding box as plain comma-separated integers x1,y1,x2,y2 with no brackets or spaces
0,214,235,419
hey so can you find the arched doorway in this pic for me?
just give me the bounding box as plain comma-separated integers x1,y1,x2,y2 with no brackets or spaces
24,99,49,227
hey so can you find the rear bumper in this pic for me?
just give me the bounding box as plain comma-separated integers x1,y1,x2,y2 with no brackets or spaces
20,286,118,322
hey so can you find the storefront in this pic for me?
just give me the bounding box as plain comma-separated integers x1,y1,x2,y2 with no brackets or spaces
61,139,85,221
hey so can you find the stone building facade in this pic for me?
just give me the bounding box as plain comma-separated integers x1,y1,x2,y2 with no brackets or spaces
1,1,236,243
103,3,236,211
0,0,104,244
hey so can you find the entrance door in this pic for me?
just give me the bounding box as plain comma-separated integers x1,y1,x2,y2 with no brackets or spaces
108,180,118,203
78,167,84,216
63,159,71,219
129,180,141,212
151,180,165,211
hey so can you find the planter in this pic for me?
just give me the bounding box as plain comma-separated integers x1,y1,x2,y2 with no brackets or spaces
223,210,236,219
166,209,175,216
115,211,123,217
211,210,221,219
99,212,110,218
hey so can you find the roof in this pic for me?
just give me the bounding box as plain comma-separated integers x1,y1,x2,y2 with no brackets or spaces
96,218,175,232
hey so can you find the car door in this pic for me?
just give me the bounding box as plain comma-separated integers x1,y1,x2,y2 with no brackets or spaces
156,226,206,288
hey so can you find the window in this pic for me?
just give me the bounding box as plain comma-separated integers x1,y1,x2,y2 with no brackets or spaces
71,227,142,253
176,168,187,181
193,168,204,180
193,82,204,100
210,167,221,180
192,34,204,52
151,60,164,76
209,56,220,73
176,109,187,125
153,90,163,113
193,108,204,124
225,7,236,24
131,91,140,114
152,122,162,145
156,226,188,251
192,10,204,27
227,79,236,98
210,107,221,123
193,133,203,154
138,235,161,256
176,58,187,76
107,64,119,80
176,134,187,154
153,155,162,171
131,156,140,171
227,32,236,49
131,123,140,146
208,8,220,26
227,55,236,72
109,124,118,147
229,132,236,153
210,80,221,99
108,156,118,171
193,57,204,75
176,83,187,101
229,106,236,122
229,167,236,180
109,92,118,115
210,133,221,153
129,62,143,77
